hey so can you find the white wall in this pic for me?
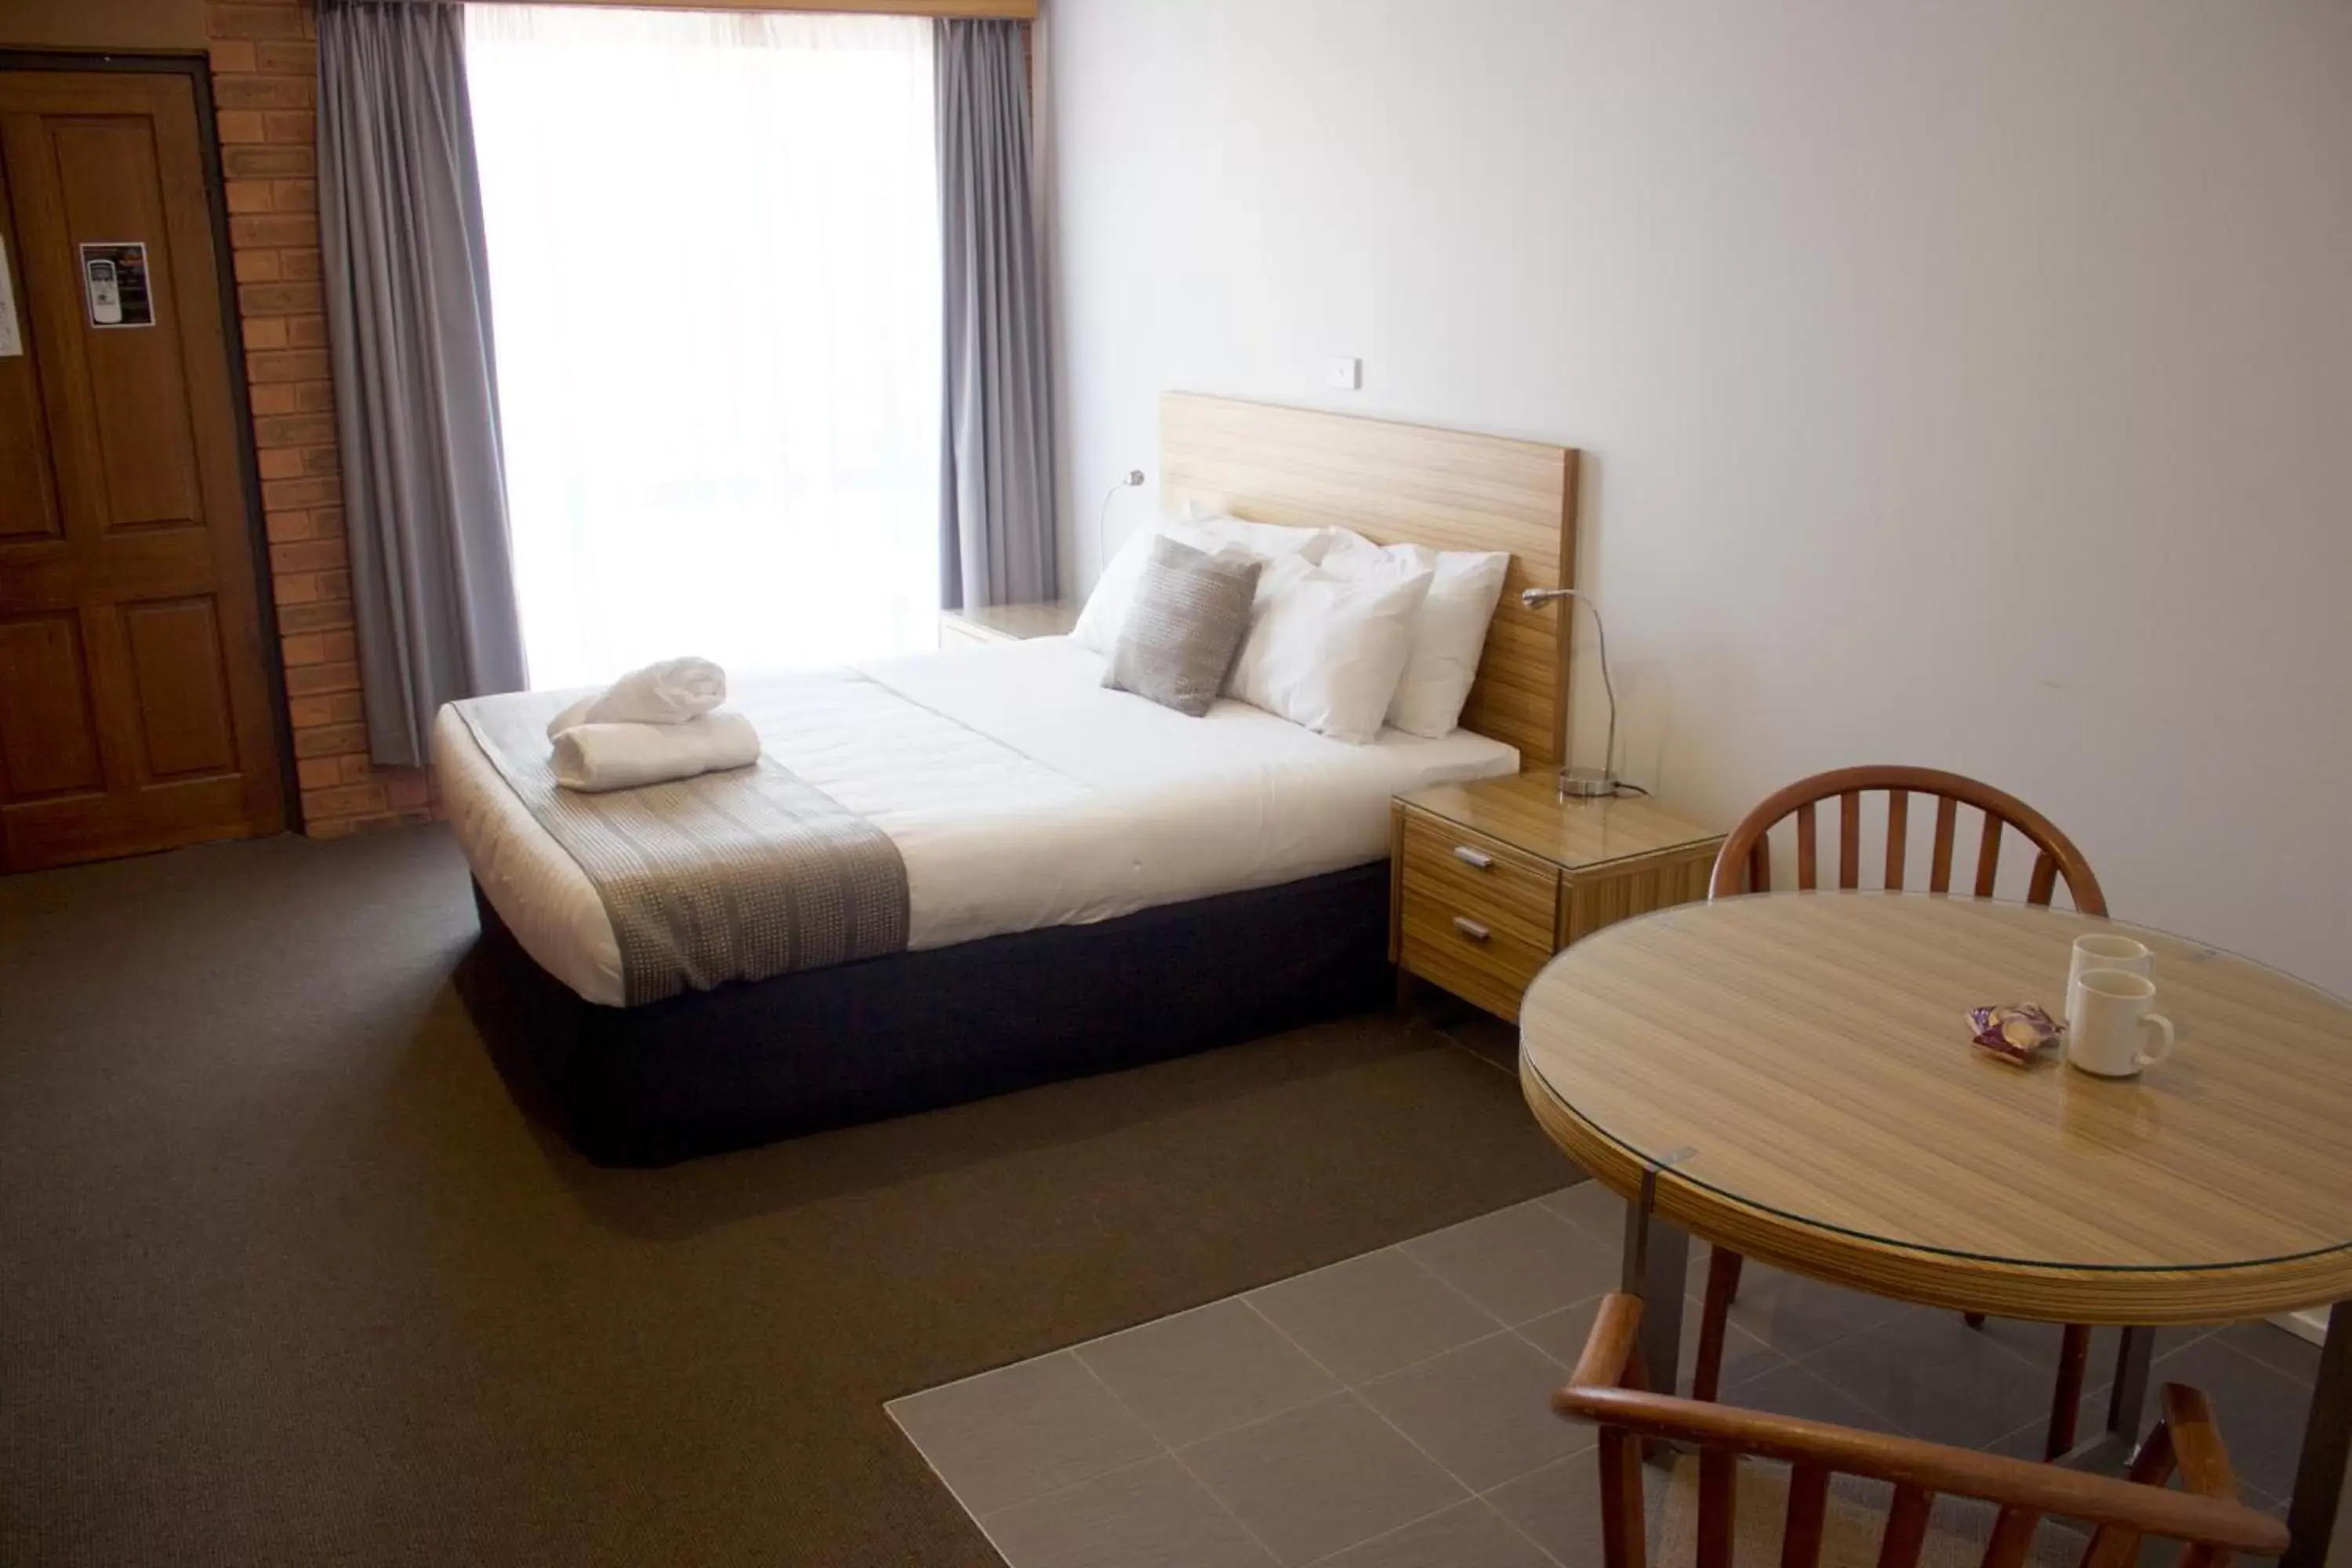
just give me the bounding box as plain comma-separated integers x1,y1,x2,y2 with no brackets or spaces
1047,0,2352,993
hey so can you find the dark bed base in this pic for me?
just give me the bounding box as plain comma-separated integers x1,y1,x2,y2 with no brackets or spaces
457,864,1393,1166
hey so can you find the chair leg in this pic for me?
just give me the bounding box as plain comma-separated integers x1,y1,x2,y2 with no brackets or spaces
1964,1312,1987,1329
1692,1247,1744,1402
2045,1323,2094,1461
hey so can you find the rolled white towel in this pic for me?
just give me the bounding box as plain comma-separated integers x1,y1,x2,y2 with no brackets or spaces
544,656,726,739
546,694,597,738
550,712,761,793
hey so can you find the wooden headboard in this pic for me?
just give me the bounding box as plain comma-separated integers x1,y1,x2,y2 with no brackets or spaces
1160,392,1581,766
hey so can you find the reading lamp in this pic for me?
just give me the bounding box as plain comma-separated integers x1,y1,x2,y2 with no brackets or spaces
1095,470,1145,575
1519,586,1619,801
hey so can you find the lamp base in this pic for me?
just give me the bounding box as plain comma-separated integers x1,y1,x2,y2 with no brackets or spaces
1555,767,1619,801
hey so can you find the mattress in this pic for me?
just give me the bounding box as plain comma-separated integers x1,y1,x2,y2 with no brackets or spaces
434,637,1520,1007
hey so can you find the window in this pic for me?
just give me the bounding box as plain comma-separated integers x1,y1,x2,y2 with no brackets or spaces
464,5,941,688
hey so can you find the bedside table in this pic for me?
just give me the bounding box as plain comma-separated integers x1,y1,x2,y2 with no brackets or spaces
938,600,1083,650
1389,771,1725,1022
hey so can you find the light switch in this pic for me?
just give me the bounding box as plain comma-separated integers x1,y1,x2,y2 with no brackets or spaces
1326,356,1362,390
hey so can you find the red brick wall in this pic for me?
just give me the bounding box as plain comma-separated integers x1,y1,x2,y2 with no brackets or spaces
206,0,436,837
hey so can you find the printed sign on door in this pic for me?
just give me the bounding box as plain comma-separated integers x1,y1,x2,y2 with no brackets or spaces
79,241,156,328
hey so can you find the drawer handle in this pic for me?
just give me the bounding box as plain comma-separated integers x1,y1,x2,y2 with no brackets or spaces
1452,916,1491,942
1452,845,1494,869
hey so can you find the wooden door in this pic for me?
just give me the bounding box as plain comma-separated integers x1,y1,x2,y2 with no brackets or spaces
0,67,286,870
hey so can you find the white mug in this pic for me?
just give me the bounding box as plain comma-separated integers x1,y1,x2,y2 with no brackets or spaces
2067,935,2152,1021
2066,969,2176,1078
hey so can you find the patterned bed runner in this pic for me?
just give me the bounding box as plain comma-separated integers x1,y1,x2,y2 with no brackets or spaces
452,687,909,1005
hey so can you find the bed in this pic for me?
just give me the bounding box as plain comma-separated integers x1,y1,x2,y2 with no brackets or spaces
444,393,1581,1163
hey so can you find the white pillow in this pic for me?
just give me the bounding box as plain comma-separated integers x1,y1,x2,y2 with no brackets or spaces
1322,530,1510,737
1071,517,1330,654
1226,556,1435,743
1185,507,1338,562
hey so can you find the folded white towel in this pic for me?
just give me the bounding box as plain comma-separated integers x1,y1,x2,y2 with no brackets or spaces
546,695,597,739
550,712,761,793
545,656,727,739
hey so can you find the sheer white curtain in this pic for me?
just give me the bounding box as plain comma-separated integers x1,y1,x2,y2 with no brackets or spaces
464,5,940,688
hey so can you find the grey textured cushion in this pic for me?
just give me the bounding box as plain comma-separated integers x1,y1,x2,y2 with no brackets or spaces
1101,535,1264,717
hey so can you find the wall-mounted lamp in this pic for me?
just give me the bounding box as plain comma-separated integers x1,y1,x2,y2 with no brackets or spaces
1095,470,1145,581
1519,586,1618,802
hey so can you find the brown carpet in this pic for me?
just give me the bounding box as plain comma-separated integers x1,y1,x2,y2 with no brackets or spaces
0,826,1576,1566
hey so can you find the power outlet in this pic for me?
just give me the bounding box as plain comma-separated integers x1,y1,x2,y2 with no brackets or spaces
1326,356,1362,391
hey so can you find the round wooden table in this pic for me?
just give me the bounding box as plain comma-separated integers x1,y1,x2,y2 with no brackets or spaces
1518,891,2352,1568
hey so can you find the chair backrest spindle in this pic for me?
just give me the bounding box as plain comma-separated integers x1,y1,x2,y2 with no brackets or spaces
1884,790,1910,890
1698,1446,1739,1568
1974,812,2004,898
2079,1418,2178,1568
2167,1385,2246,1568
1875,1485,1935,1568
1781,1462,1832,1568
1981,1506,2043,1568
1599,1427,1649,1568
1838,793,1863,890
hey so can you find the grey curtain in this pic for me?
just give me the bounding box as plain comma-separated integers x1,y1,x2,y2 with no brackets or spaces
320,0,524,768
937,19,1058,611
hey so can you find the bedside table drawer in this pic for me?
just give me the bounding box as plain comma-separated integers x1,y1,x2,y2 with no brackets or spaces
1399,895,1555,1023
1399,811,1559,949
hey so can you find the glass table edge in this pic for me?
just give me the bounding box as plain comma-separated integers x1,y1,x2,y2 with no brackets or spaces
1523,1054,2352,1280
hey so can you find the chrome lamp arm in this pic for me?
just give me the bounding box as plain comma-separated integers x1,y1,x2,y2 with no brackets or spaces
1094,470,1145,582
1519,586,1618,801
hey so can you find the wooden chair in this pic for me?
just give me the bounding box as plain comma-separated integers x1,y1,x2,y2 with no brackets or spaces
1560,1294,2288,1568
1699,766,2107,1458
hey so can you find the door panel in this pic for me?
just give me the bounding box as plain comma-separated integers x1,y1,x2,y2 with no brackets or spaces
51,117,204,531
122,594,236,778
0,350,64,540
0,612,103,797
0,158,64,542
0,69,285,869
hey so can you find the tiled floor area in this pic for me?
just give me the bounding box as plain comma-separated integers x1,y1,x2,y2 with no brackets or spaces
887,1178,2321,1568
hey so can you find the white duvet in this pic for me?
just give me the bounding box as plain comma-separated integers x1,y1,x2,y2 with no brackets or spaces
434,637,1519,1007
